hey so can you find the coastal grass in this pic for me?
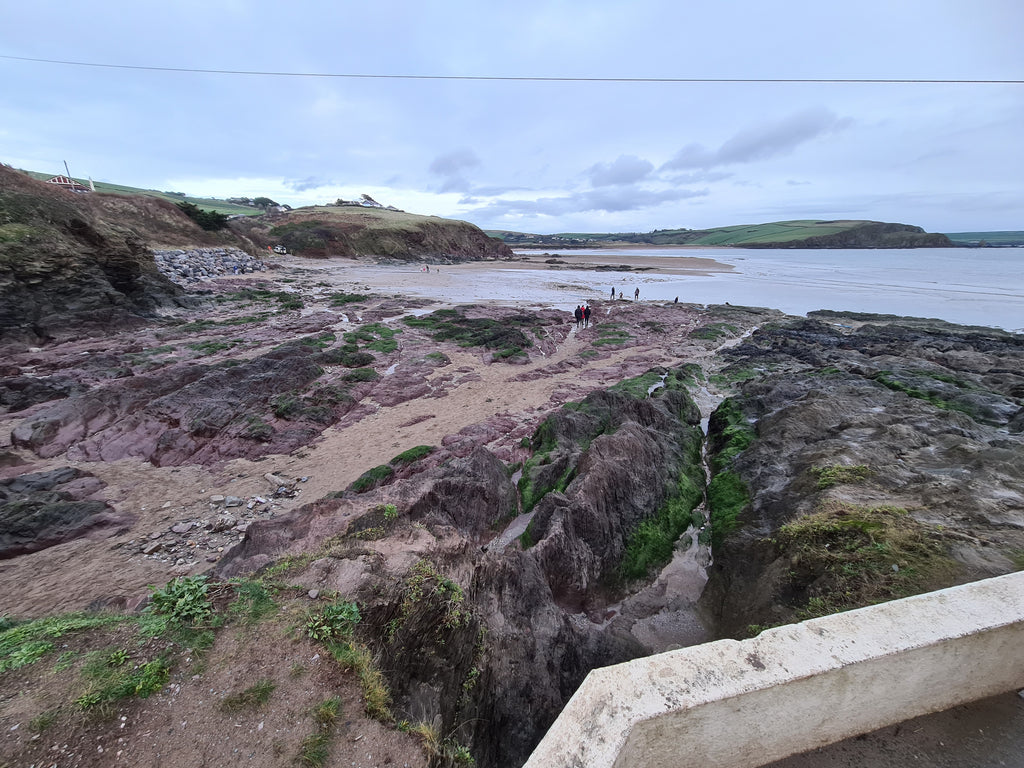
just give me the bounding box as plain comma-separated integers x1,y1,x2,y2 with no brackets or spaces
778,503,959,619
811,464,872,489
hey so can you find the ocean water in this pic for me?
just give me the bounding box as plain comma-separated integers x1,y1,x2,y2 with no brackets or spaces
515,247,1024,333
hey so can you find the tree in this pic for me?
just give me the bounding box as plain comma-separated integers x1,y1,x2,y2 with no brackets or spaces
176,201,229,231
253,196,279,209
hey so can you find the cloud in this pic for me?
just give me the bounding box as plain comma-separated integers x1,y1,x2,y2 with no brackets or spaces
429,149,481,176
429,149,481,192
285,176,336,192
663,108,850,171
585,155,654,187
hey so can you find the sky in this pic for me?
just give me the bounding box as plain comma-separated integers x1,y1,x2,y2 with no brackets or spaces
2,0,1022,235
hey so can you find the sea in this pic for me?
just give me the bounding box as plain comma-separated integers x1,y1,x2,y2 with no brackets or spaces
511,247,1024,333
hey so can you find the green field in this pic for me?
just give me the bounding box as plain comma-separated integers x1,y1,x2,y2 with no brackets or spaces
22,171,261,217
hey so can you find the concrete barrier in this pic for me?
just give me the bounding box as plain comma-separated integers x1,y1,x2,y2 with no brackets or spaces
524,571,1024,768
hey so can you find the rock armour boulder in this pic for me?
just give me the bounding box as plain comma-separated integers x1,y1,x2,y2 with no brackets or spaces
152,247,267,285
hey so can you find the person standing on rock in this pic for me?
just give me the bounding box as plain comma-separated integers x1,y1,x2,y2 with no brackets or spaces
634,287,640,301
574,305,583,328
583,304,591,328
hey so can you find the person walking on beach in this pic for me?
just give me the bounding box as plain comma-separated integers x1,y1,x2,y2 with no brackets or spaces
574,305,583,328
610,286,616,300
634,287,640,301
583,304,591,328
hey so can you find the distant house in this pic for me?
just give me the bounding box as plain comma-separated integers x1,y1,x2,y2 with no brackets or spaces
46,175,92,193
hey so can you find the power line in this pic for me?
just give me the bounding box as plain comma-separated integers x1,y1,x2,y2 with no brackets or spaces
2,54,1021,84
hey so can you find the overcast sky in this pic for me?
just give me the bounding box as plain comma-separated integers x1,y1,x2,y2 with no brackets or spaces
2,1,1022,234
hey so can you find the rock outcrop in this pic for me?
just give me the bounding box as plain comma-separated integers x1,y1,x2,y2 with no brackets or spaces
700,315,1024,637
0,467,127,558
214,371,706,766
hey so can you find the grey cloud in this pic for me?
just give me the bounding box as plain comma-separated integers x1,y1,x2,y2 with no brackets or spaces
662,108,850,171
429,149,482,194
429,149,481,176
585,155,654,187
285,176,336,192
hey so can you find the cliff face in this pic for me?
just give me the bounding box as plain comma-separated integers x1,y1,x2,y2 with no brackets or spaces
0,166,226,343
233,206,514,261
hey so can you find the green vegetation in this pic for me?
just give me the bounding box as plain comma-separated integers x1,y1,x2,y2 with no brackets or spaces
591,322,632,347
187,339,237,356
76,656,171,712
707,471,750,550
692,322,739,341
350,464,394,493
871,370,988,421
811,464,872,489
1,614,123,673
343,367,380,383
299,696,342,767
406,720,476,766
307,601,361,643
609,371,665,400
496,219,948,248
709,398,756,473
777,503,959,619
329,292,369,305
301,599,392,723
403,308,542,361
621,449,704,580
385,560,472,643
175,201,229,231
343,322,401,353
146,575,214,628
390,445,435,466
226,579,277,624
270,220,335,253
21,170,263,216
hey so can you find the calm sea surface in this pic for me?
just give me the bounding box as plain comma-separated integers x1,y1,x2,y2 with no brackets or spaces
517,247,1024,333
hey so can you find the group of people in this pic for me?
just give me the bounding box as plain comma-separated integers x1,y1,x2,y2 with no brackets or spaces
610,286,642,301
573,304,592,328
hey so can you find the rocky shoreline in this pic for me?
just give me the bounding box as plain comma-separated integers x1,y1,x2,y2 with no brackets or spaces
1,254,1022,767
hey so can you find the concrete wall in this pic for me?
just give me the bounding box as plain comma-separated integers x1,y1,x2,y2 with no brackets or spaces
523,571,1024,768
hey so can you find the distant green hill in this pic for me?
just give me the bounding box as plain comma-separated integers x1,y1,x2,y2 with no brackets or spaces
21,170,261,217
490,219,953,249
943,231,1024,247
